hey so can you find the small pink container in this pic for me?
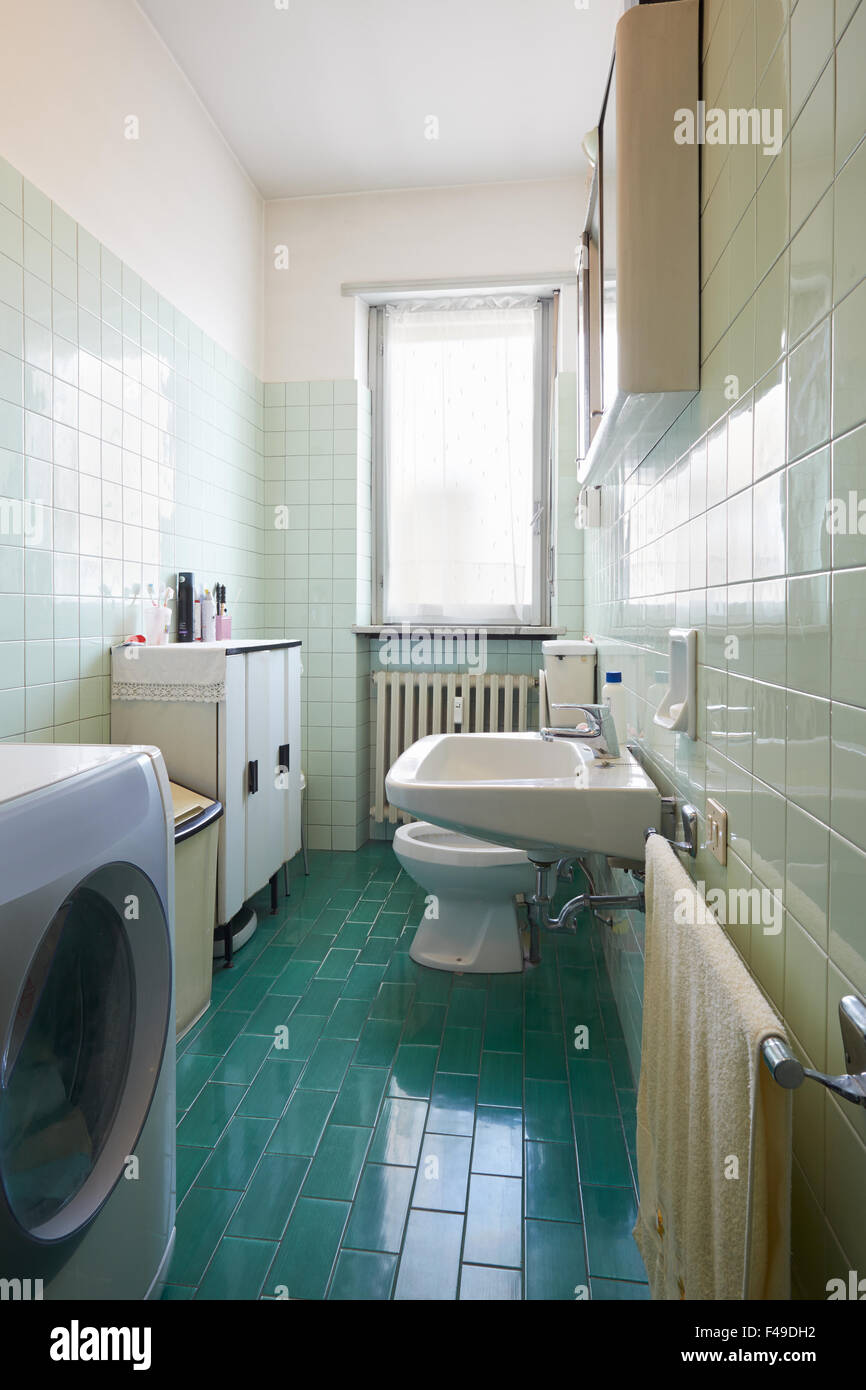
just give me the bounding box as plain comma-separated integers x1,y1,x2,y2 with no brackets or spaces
214,615,232,640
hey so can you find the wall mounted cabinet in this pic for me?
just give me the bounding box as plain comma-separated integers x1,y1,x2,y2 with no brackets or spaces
578,0,699,487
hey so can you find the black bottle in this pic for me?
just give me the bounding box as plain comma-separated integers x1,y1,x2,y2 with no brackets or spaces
177,571,195,643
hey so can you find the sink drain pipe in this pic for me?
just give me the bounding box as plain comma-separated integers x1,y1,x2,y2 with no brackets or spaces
525,860,645,965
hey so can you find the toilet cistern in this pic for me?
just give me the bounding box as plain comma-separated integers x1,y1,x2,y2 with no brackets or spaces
540,703,620,758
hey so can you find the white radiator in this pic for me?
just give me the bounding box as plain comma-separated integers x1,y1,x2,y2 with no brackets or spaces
371,670,538,823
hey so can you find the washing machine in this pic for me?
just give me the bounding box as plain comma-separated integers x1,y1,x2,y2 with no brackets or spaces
0,744,176,1300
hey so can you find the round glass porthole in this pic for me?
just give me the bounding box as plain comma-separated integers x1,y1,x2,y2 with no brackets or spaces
0,862,170,1243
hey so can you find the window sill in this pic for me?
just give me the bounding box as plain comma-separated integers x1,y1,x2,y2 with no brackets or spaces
351,625,565,639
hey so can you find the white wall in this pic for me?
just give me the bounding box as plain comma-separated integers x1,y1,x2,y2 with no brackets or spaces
264,177,580,382
0,0,264,373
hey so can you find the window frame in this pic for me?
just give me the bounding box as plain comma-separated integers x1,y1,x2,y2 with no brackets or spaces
369,291,555,630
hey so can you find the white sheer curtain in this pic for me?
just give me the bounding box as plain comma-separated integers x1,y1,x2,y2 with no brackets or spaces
383,295,540,625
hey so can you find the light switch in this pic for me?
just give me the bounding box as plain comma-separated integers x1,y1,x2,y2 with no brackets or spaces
706,798,727,865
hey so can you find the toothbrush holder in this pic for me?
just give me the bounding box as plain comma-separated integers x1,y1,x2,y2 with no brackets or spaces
214,615,232,640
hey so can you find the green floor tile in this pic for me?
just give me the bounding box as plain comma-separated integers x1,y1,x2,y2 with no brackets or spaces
195,1235,276,1300
355,1016,404,1067
229,1154,309,1239
343,962,387,999
268,1088,335,1156
447,988,486,1029
488,975,523,1009
574,1113,633,1187
591,1277,650,1300
330,1066,389,1127
463,1174,522,1269
568,1058,619,1116
186,1011,249,1056
243,993,299,1037
582,1185,646,1282
524,1029,567,1082
414,968,452,1003
402,1001,446,1046
269,1198,350,1300
176,1051,217,1110
171,1186,240,1286
292,931,335,963
335,920,370,949
525,1219,587,1299
176,1083,244,1149
383,952,418,983
388,1044,438,1099
293,979,345,1015
525,991,562,1032
393,1210,463,1300
349,901,380,925
171,845,642,1301
412,1133,472,1212
219,974,272,1012
368,1098,428,1166
343,1163,415,1253
299,1036,355,1091
237,1059,303,1119
524,1079,573,1143
317,947,360,981
525,1140,581,1222
438,1026,482,1075
273,1010,325,1061
483,1008,523,1053
426,1072,477,1136
247,946,293,980
368,981,415,1020
272,959,319,995
459,1265,522,1300
177,1145,208,1204
197,1116,274,1191
301,1124,371,1200
471,1107,523,1177
328,1250,397,1300
478,1051,523,1107
209,1034,273,1085
322,997,370,1039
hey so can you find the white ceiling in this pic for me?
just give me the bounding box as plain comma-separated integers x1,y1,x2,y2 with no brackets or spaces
138,0,621,199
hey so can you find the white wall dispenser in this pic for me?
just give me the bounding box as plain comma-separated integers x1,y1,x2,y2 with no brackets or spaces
653,627,697,740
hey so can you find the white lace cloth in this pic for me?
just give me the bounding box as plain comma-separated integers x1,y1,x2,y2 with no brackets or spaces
110,643,228,702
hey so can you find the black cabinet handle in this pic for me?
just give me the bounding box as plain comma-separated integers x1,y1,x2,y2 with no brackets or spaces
278,742,290,773
248,759,259,794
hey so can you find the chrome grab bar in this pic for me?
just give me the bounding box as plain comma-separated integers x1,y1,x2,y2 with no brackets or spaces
761,996,866,1108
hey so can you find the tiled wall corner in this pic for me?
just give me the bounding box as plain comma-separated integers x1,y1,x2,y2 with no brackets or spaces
0,156,267,747
263,378,371,852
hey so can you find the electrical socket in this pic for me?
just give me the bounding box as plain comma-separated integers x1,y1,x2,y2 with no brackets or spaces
706,798,727,865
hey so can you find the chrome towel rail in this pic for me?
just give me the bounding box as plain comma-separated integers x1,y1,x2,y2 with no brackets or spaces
645,800,698,859
761,996,866,1108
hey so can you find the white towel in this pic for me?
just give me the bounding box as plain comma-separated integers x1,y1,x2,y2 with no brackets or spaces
111,643,228,702
634,834,792,1300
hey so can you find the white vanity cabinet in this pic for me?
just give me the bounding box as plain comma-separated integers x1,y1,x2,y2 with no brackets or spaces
110,639,302,927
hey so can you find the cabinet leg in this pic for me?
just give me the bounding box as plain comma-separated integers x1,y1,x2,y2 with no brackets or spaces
283,862,290,897
269,872,278,914
223,919,233,969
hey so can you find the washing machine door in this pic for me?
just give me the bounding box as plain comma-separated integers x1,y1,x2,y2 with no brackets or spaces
0,861,171,1278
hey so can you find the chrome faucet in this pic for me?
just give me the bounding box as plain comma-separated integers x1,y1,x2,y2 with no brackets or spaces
540,703,620,758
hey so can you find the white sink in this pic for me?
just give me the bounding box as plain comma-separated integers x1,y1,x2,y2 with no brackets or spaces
385,731,661,862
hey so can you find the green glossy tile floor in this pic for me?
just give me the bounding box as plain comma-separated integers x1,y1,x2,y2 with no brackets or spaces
163,843,649,1301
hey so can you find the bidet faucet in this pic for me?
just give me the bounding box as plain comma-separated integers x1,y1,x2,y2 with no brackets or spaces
540,703,620,758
